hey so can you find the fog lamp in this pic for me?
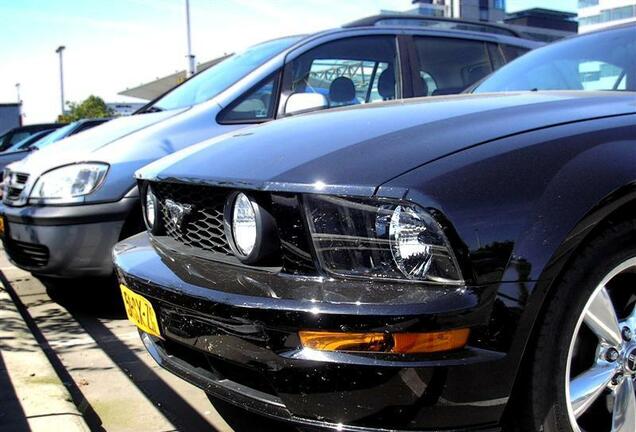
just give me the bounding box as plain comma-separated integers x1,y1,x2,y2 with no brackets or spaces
144,186,158,231
232,192,257,257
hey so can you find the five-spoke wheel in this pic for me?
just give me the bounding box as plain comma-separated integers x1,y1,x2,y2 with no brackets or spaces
566,258,636,432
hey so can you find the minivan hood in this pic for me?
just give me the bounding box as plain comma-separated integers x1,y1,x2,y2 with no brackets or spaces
9,109,183,175
139,92,636,196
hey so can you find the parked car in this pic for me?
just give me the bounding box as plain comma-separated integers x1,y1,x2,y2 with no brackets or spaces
0,16,538,278
0,123,65,152
0,118,109,175
114,24,636,431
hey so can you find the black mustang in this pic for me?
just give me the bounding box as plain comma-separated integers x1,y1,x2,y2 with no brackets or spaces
114,24,636,431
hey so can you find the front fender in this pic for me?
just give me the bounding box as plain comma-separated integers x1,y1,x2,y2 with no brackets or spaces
377,113,636,403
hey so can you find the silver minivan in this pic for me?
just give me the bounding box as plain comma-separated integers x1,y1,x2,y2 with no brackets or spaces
1,15,539,278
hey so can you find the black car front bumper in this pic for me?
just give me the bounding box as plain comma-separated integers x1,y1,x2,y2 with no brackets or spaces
114,233,517,431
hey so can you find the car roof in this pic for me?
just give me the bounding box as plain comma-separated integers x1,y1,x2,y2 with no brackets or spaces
344,14,523,38
295,18,541,51
300,25,545,51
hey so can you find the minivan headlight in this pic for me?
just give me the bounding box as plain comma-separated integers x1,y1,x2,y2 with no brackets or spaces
304,195,463,285
30,163,109,204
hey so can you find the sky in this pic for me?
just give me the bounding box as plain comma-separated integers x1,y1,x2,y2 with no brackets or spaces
0,0,577,124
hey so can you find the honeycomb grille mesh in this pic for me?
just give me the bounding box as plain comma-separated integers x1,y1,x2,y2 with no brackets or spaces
152,182,233,256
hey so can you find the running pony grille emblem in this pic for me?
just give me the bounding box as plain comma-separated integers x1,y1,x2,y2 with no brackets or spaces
165,199,193,229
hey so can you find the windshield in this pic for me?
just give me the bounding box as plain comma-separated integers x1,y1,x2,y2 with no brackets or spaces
30,123,76,149
3,130,49,153
150,36,302,111
474,26,636,93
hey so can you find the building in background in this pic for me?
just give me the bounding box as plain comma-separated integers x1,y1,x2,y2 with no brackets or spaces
119,55,231,101
408,0,448,16
505,8,578,41
106,102,146,116
0,103,22,135
409,0,506,22
385,1,576,41
578,0,636,32
449,0,506,22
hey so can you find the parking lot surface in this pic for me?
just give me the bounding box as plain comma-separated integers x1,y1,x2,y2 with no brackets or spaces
0,250,296,432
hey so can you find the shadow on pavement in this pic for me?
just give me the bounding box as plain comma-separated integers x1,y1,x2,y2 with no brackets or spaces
40,276,301,432
0,274,107,431
0,350,30,431
39,275,126,320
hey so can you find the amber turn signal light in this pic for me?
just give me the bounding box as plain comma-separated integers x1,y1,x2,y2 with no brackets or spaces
299,328,470,354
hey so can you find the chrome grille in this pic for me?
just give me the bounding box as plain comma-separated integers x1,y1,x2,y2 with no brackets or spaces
152,182,233,256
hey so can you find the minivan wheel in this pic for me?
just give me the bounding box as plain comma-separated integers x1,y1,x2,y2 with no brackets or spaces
522,221,636,432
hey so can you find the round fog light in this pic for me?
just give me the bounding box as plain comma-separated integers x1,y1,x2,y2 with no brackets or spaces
144,187,157,230
232,193,257,256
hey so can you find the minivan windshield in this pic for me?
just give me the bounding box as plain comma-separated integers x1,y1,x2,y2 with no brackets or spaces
149,36,303,111
474,26,636,93
29,123,76,150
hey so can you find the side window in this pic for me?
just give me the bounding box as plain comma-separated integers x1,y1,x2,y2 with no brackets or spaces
9,132,31,145
284,36,398,109
579,61,626,91
487,44,505,70
219,75,278,123
500,45,530,62
413,37,493,97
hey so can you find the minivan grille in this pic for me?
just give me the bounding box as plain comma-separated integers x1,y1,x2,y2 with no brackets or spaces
152,182,233,256
3,171,29,204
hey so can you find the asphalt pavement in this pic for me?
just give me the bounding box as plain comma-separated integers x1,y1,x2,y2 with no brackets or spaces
0,249,298,432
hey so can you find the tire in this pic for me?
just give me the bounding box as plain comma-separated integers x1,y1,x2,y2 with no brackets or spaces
519,219,636,432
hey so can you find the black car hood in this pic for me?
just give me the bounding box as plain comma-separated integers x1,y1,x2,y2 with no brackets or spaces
138,92,636,196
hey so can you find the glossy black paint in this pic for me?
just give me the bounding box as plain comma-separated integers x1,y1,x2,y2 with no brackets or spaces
139,92,635,197
116,233,508,431
115,91,636,430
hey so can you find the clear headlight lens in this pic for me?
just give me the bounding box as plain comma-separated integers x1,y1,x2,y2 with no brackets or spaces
389,205,460,282
232,193,257,256
304,195,463,285
30,163,109,204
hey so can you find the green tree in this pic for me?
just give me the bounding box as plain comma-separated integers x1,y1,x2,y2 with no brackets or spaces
58,95,115,123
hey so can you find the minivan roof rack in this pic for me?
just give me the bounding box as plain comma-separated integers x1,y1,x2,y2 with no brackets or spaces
344,14,523,38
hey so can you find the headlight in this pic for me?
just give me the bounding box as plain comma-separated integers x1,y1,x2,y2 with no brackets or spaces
30,163,109,204
232,193,257,256
304,195,463,285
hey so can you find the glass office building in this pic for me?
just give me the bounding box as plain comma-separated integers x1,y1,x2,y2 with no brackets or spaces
578,0,636,32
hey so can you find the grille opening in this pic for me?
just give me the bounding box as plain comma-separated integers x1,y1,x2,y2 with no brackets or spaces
5,239,49,268
149,182,318,275
206,355,278,397
153,182,233,256
161,338,278,397
4,171,29,203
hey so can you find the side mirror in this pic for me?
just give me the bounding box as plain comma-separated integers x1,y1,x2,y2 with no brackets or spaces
284,93,329,116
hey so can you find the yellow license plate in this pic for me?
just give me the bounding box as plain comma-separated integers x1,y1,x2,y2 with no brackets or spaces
0,217,5,238
120,284,161,338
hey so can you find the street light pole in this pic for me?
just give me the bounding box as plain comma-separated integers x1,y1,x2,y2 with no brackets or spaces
15,83,22,125
55,45,66,116
185,0,196,77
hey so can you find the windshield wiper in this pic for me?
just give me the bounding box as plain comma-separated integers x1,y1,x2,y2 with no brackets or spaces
142,106,164,113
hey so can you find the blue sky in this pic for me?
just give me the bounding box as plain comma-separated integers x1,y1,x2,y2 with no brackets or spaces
0,0,577,123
